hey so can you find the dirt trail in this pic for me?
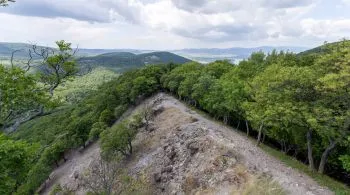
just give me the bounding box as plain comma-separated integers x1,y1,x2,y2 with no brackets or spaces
41,142,100,195
157,93,332,195
41,93,332,195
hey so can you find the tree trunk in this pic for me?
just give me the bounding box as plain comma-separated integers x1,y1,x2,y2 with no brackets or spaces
245,120,249,136
262,133,266,143
49,81,60,97
306,130,315,171
318,140,337,174
236,121,241,129
223,115,228,124
5,106,45,133
256,122,264,146
293,149,298,158
128,141,133,155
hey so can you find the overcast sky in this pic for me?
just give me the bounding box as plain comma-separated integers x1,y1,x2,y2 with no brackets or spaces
1,0,350,49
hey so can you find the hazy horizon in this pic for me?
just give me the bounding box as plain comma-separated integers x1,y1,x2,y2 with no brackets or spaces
0,41,310,51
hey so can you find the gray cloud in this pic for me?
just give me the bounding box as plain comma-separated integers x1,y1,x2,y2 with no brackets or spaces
1,0,341,48
171,0,315,14
171,0,207,11
171,0,243,14
0,0,110,22
173,23,269,41
262,0,315,9
105,0,142,24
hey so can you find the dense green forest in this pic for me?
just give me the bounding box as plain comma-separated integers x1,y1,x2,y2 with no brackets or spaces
78,51,191,72
1,40,350,194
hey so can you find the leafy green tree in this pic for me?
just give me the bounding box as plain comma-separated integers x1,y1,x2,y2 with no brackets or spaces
307,42,350,173
0,134,38,194
236,51,266,80
202,60,232,78
130,75,157,102
191,74,216,106
340,154,350,172
161,62,201,94
41,138,68,167
201,81,228,121
100,121,138,158
0,65,46,130
219,69,248,127
178,71,201,101
99,109,115,126
38,40,78,97
89,122,108,141
16,161,52,195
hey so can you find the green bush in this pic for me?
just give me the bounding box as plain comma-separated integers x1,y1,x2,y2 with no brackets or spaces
100,120,138,158
99,109,115,126
114,104,128,118
89,122,108,141
339,155,350,172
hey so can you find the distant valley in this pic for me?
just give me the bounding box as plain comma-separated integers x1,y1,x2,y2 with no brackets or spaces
171,46,308,63
0,42,309,67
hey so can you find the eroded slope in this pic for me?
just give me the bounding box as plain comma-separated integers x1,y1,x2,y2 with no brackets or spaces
43,93,332,195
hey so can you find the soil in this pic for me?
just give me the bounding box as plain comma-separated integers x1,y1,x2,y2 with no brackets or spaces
42,93,333,195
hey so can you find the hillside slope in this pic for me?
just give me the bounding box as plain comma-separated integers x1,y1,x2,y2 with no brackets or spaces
77,51,191,72
41,93,331,195
0,42,144,58
298,40,350,56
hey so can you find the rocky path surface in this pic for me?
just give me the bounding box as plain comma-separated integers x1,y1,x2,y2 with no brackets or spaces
41,93,332,195
41,142,100,195
157,93,332,195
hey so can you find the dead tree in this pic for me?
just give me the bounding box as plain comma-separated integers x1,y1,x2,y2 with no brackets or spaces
141,103,153,131
81,156,119,195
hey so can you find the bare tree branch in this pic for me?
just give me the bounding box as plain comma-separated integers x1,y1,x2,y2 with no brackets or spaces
81,156,119,195
24,49,34,72
0,0,15,6
10,49,21,69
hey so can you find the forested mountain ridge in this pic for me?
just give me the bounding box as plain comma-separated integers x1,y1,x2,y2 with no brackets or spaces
172,46,308,63
0,42,191,73
1,40,350,194
78,51,191,72
298,40,350,56
0,42,308,65
0,42,143,58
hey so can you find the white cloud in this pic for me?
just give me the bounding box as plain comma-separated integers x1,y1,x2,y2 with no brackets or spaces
0,0,349,49
342,0,350,6
301,18,350,38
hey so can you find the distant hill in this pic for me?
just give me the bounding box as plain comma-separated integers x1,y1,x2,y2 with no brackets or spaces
0,42,147,58
0,42,40,59
78,51,191,72
172,46,308,63
298,40,350,56
0,42,190,72
0,42,308,66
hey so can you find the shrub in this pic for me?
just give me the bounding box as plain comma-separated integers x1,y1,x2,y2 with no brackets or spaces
100,120,138,158
99,109,115,126
89,122,108,141
114,104,128,118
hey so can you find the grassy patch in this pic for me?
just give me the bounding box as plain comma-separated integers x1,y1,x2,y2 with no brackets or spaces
261,145,350,195
238,175,286,195
54,67,118,103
